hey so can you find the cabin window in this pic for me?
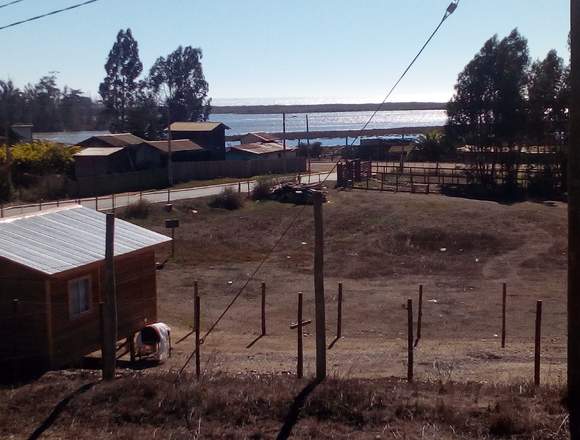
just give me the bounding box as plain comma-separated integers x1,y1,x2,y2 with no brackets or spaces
68,276,92,319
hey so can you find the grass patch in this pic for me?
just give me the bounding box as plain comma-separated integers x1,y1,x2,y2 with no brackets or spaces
209,187,245,210
122,199,152,219
251,176,275,201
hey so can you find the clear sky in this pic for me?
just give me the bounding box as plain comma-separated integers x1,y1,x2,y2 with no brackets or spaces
0,0,570,105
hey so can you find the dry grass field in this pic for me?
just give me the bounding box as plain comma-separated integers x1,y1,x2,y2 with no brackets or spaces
0,187,570,439
124,187,568,384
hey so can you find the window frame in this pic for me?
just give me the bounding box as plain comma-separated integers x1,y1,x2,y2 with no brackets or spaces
68,275,92,320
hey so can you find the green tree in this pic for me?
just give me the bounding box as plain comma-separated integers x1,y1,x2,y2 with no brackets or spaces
0,80,23,135
23,74,62,131
127,81,164,139
149,46,211,123
99,29,143,133
446,29,530,193
528,50,569,144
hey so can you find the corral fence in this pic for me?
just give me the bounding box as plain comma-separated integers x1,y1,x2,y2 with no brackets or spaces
337,159,564,194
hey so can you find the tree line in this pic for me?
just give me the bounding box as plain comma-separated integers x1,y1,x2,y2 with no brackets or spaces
0,28,211,138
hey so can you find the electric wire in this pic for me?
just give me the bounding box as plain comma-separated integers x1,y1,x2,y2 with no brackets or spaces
0,0,98,31
0,0,24,10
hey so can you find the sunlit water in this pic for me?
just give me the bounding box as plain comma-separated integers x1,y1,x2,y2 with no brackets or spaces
35,110,447,146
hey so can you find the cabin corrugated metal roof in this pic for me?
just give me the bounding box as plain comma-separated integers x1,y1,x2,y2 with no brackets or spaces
0,206,171,276
169,122,230,132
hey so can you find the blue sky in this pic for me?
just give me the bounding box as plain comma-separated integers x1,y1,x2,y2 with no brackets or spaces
0,0,570,104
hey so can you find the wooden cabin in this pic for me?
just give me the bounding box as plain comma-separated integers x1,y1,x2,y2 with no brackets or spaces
0,206,171,371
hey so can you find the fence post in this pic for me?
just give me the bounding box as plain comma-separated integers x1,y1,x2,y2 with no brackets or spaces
407,299,414,382
395,173,399,192
502,283,507,348
0,203,3,218
261,282,267,336
415,285,423,347
112,193,115,212
381,172,384,191
297,292,304,379
195,293,201,380
95,195,99,211
535,300,542,387
238,182,241,193
337,282,343,339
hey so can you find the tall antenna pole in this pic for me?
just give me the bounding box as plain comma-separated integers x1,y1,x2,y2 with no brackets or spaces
569,1,580,437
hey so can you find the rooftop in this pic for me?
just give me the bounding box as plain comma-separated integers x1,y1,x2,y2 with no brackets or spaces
229,142,293,155
145,139,205,153
73,147,125,157
0,206,171,276
169,122,230,132
78,133,145,148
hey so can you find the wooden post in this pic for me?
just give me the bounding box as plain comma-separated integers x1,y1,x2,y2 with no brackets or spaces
261,282,267,336
380,172,384,191
128,334,136,363
313,191,327,380
195,294,201,380
395,173,399,192
102,214,117,381
415,285,423,347
0,203,3,218
502,283,507,348
407,298,414,383
171,228,175,258
238,181,241,193
95,195,98,211
535,300,543,387
297,293,304,379
337,282,343,339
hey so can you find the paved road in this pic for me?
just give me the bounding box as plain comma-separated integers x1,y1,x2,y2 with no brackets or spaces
1,172,337,219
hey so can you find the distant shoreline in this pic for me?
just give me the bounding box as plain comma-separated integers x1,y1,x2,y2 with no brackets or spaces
212,102,447,115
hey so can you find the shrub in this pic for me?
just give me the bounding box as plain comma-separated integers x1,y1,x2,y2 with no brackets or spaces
0,167,12,202
124,199,152,219
209,187,244,210
251,177,274,201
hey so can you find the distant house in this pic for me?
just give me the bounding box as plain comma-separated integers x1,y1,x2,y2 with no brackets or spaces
227,143,297,161
168,122,230,161
0,124,34,144
0,205,171,370
77,133,145,149
74,133,163,177
144,139,210,162
240,132,280,145
359,138,415,161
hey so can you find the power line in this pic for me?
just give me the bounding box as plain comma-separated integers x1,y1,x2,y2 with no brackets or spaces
0,0,25,10
176,0,460,375
346,0,460,148
0,0,98,31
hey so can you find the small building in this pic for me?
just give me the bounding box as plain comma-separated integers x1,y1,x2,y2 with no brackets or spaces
144,139,210,162
227,142,297,161
77,133,145,149
168,122,230,161
0,206,170,370
74,143,163,178
359,138,415,161
239,132,280,145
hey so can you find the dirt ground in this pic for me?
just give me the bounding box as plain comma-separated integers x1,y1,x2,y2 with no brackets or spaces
122,187,568,385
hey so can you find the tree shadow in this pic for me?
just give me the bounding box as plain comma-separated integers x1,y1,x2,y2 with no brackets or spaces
246,334,265,349
276,378,322,440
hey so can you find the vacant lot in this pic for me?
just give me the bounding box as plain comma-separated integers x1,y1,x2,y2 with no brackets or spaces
125,188,567,384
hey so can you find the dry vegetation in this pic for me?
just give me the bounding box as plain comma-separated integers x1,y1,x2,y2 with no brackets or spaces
0,371,569,439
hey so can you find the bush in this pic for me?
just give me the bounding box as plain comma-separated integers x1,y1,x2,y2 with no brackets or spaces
124,200,152,219
0,167,12,202
209,187,244,210
251,177,274,201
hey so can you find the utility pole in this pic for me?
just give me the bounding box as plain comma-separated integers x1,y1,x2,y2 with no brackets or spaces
282,112,288,173
166,106,174,202
102,213,118,381
306,114,311,173
569,1,580,437
313,191,327,381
